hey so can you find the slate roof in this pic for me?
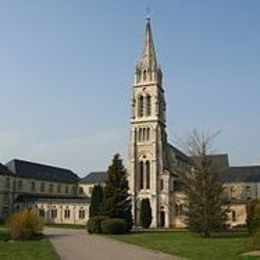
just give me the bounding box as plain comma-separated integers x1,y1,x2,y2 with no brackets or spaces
6,159,79,183
15,194,90,204
207,154,230,170
221,166,260,183
167,143,190,163
0,162,13,176
80,171,107,184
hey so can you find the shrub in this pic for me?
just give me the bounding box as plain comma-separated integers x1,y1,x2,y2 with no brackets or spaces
87,216,107,234
140,198,152,228
6,209,43,240
246,199,260,235
101,218,127,234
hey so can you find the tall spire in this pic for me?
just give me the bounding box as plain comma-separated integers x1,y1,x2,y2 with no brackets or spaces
138,17,157,71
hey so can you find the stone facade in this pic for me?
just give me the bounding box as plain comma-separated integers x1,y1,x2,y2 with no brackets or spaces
127,18,260,229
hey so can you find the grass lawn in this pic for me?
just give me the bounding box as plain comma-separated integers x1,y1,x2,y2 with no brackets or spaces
0,230,58,260
109,230,260,260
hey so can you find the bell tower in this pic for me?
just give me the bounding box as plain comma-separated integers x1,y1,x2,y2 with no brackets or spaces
128,17,169,227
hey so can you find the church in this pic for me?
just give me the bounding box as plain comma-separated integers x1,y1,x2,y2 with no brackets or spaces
0,18,259,228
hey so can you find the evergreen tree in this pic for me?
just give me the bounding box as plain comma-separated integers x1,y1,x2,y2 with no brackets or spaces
89,185,103,218
183,131,229,237
140,198,152,228
103,154,133,231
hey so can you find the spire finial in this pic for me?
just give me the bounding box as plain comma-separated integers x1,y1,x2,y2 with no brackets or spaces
146,5,151,21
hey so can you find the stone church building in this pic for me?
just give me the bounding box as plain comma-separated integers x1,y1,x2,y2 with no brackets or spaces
0,18,259,228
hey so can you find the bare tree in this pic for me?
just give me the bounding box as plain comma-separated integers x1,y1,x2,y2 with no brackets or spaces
182,130,229,237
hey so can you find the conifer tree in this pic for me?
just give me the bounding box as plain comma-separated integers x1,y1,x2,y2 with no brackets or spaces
140,198,152,228
103,154,133,231
89,185,103,218
183,131,229,237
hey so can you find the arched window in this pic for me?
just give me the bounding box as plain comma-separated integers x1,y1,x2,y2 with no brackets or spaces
138,96,144,117
143,70,147,81
139,162,144,190
232,210,236,222
146,128,150,141
160,179,164,190
146,95,151,116
138,128,142,142
142,128,146,141
146,161,150,190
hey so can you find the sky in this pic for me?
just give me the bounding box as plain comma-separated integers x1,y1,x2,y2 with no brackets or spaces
0,1,259,176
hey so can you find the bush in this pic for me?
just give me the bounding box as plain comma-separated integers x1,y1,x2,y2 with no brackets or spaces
246,199,260,235
6,209,43,240
101,218,127,234
140,199,152,228
87,216,107,234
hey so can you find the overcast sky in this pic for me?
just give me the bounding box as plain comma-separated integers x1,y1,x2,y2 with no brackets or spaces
0,1,259,176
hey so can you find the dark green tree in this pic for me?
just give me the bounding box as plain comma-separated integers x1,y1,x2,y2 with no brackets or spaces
89,185,104,218
103,154,133,231
183,131,229,237
140,198,152,228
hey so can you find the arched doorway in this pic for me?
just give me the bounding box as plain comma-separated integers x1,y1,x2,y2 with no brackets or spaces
160,211,165,227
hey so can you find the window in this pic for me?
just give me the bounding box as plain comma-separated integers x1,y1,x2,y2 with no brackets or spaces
160,179,164,191
5,177,10,190
39,209,45,218
49,184,53,193
139,161,144,190
72,186,77,194
79,209,85,219
138,95,144,117
138,128,142,142
40,183,45,192
57,184,61,193
230,186,235,199
146,128,150,141
89,187,93,194
65,186,69,194
18,180,23,191
146,161,150,190
175,204,183,216
232,210,236,222
146,95,151,116
31,181,36,192
143,70,147,81
51,209,57,219
64,208,70,219
79,187,84,194
142,128,146,141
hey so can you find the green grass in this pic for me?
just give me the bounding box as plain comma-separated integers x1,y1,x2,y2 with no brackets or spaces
109,230,260,260
0,230,58,260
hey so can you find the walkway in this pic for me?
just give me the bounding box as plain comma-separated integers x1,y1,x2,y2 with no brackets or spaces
44,228,179,260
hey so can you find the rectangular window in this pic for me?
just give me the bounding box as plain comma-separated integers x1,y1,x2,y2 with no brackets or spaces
79,209,85,219
51,209,57,219
65,186,69,194
31,182,36,192
64,209,70,219
40,183,45,192
39,209,45,218
49,184,53,193
18,180,23,191
57,184,61,193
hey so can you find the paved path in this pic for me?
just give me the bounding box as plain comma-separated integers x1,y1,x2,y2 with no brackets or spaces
44,228,180,260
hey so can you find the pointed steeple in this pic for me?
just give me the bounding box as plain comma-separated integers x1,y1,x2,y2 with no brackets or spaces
138,17,157,70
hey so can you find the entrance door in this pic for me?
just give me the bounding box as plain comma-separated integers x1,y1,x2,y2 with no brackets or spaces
160,211,165,227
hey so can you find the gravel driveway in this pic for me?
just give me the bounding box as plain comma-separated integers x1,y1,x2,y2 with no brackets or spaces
44,228,179,260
